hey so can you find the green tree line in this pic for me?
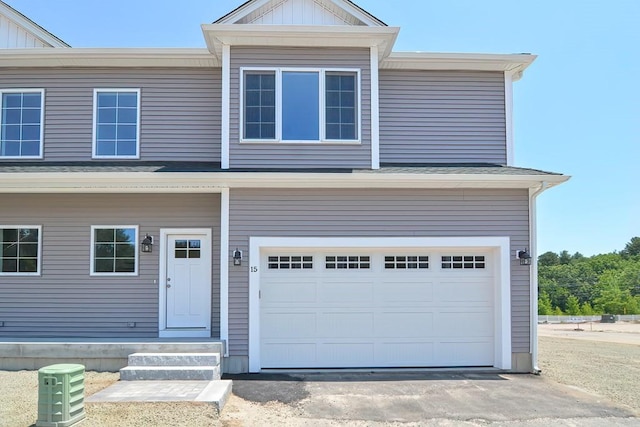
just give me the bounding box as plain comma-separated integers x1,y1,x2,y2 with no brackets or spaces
538,237,640,315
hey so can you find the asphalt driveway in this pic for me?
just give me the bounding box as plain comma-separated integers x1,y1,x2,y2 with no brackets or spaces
225,372,639,426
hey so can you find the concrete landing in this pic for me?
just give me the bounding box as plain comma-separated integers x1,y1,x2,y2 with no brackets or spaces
86,380,232,412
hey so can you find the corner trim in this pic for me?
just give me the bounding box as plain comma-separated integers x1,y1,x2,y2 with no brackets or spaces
505,72,515,166
219,188,230,357
370,46,380,169
221,44,231,169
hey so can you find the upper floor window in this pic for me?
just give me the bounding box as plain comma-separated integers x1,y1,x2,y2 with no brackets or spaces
242,68,360,143
93,89,140,159
0,226,41,275
0,89,44,159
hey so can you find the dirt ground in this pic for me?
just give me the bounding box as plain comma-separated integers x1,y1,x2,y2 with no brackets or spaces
1,323,639,426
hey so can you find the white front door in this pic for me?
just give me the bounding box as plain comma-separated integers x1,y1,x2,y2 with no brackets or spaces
165,232,211,330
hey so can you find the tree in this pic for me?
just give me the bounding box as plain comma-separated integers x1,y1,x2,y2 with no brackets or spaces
553,306,564,315
558,250,572,265
538,291,553,315
622,237,640,257
538,251,559,267
580,301,595,315
566,295,581,316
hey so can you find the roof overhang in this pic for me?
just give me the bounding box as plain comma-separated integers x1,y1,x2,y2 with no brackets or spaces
0,48,219,68
0,171,569,193
202,24,400,60
382,52,536,80
0,1,69,47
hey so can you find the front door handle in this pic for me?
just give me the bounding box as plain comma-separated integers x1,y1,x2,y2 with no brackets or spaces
166,284,172,288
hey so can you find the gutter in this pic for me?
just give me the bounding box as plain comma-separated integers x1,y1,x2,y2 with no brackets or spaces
529,181,550,374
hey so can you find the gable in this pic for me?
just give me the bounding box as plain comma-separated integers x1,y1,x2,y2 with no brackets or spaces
0,0,68,48
216,0,386,26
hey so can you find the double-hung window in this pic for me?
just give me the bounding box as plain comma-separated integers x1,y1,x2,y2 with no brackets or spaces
90,226,138,275
242,69,359,143
93,89,140,158
0,89,44,158
0,226,41,275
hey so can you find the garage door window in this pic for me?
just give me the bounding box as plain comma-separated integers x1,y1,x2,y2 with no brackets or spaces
384,256,429,269
325,255,370,269
268,255,313,269
441,255,485,269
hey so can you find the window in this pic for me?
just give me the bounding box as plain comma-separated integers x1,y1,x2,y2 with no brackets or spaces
0,90,44,158
441,255,486,269
242,68,359,142
175,240,201,259
268,255,313,270
93,89,140,158
385,256,429,269
91,226,138,275
325,255,370,269
0,226,41,275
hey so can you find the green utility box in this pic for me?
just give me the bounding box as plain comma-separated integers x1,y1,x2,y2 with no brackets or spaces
36,364,86,427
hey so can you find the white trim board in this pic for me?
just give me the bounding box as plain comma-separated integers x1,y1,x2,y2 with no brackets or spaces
248,236,512,372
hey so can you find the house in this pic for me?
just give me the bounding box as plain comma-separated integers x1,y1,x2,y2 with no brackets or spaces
0,0,68,48
0,0,568,374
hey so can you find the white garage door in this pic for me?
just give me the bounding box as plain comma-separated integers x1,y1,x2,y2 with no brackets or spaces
260,249,495,369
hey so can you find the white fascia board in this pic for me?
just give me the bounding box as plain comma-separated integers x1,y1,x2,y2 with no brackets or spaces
381,52,536,78
0,48,219,68
0,2,69,47
0,171,570,193
202,24,399,60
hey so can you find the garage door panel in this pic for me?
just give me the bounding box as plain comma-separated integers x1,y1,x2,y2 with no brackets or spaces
377,342,435,365
438,341,493,366
375,311,434,337
436,311,494,337
318,311,374,338
262,279,317,303
377,280,434,303
320,281,374,304
437,280,493,303
319,343,375,366
261,312,316,338
262,342,317,368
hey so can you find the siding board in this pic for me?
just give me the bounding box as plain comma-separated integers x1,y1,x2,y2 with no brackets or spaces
228,188,531,357
0,68,222,162
0,194,221,338
380,70,507,164
229,47,372,168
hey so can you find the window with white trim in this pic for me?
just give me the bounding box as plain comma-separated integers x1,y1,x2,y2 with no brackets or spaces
93,89,140,158
0,226,41,275
268,255,313,270
242,68,359,142
325,255,370,269
385,256,429,269
0,90,44,158
91,226,138,275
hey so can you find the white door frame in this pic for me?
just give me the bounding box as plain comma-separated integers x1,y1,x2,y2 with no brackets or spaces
248,236,512,372
159,228,213,338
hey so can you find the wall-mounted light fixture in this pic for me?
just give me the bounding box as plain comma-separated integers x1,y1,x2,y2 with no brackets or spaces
233,248,242,266
141,234,153,253
517,248,532,266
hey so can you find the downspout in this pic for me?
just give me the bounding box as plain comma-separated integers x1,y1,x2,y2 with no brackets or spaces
529,181,549,373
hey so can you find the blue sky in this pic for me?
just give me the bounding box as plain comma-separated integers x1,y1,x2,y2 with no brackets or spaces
6,0,639,256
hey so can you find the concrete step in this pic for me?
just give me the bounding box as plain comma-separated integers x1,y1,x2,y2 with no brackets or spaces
128,352,220,367
120,365,220,381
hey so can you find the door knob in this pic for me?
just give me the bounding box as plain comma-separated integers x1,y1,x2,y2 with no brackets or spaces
166,284,171,288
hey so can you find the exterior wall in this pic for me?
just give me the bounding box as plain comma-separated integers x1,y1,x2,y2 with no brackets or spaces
0,68,222,162
228,188,530,357
0,193,221,338
379,70,507,164
0,14,50,48
229,46,372,168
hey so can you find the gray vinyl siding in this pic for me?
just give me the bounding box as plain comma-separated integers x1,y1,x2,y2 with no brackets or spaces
0,193,221,338
229,47,371,168
228,188,530,356
0,68,221,162
379,70,507,164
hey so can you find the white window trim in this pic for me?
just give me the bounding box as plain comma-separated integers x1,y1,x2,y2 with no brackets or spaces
90,225,139,276
248,236,511,373
0,225,42,276
0,89,45,160
92,88,141,160
239,67,362,144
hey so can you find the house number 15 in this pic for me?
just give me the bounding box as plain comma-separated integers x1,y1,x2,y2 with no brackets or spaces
251,266,258,273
